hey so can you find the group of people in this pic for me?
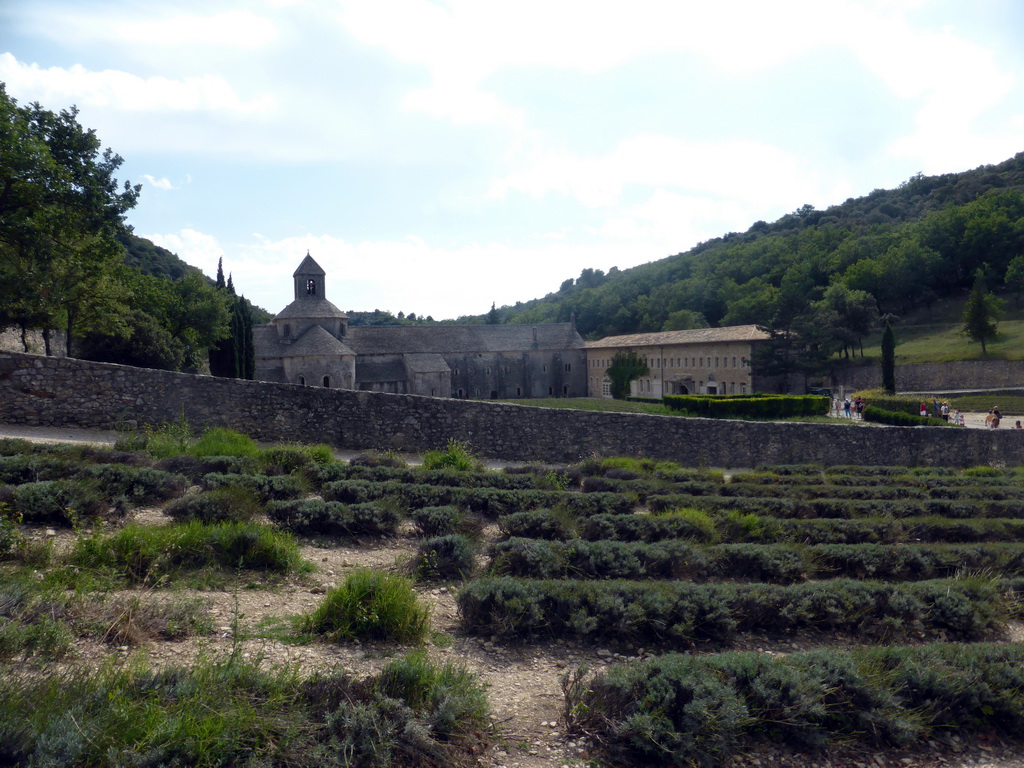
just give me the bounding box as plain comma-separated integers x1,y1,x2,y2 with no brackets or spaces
832,396,865,419
983,407,1023,429
828,394,1022,428
919,400,965,425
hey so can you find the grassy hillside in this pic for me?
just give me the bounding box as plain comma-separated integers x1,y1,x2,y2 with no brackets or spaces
859,290,1024,364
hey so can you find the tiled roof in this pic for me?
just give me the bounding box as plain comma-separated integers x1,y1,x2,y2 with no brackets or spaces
403,353,450,374
584,324,768,349
346,323,583,355
273,298,347,321
357,359,408,383
262,325,354,358
253,325,281,359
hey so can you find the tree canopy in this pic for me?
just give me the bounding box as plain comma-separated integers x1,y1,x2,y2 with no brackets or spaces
0,85,264,373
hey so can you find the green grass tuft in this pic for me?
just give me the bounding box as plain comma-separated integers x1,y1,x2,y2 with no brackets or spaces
302,569,430,642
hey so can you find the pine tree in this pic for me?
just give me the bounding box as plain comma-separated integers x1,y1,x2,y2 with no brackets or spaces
961,270,1002,355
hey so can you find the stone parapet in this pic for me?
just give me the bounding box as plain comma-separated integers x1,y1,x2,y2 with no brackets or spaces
1,351,1021,468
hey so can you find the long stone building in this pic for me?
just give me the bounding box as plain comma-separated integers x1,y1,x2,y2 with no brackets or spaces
254,253,587,398
584,325,779,398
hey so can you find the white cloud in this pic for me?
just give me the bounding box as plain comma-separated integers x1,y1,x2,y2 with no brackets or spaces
19,5,278,49
0,54,275,114
112,11,278,48
143,175,177,190
489,135,835,211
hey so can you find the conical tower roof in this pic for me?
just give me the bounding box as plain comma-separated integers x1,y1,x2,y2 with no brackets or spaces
293,251,325,277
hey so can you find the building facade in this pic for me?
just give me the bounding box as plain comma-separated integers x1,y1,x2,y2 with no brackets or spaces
585,325,778,398
254,254,587,399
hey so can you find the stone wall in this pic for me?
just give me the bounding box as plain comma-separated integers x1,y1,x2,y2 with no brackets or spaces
1,351,1022,468
833,359,1024,393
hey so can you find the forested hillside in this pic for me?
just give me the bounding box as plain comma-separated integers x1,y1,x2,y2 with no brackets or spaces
484,153,1024,352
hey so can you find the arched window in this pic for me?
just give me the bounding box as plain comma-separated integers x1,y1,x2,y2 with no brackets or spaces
306,279,316,295
298,375,305,386
323,376,331,388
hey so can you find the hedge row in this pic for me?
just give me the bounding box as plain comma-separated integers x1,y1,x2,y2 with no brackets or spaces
863,405,949,427
716,481,1024,502
322,479,635,518
266,499,401,538
488,538,1024,583
457,577,1009,644
663,394,829,418
499,509,1024,545
646,493,1024,520
568,643,1024,767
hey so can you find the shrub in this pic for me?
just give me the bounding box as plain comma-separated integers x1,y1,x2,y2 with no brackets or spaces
567,643,1024,767
409,505,481,538
0,454,79,484
202,471,307,502
164,486,262,524
498,509,578,540
414,534,476,581
78,463,187,505
267,499,401,538
376,650,489,740
12,479,107,525
155,453,260,480
303,569,430,642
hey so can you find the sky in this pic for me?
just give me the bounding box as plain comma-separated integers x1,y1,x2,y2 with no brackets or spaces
3,0,1024,321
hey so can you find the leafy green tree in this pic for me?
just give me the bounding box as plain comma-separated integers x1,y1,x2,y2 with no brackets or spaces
0,84,140,355
881,318,896,395
813,283,877,359
661,309,707,331
606,350,649,400
1005,255,1024,308
961,270,1002,355
487,302,499,324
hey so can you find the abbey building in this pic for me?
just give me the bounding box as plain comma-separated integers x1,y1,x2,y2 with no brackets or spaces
253,254,587,398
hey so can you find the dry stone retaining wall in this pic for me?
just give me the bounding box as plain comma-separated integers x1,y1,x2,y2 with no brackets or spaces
1,351,1022,468
834,359,1024,393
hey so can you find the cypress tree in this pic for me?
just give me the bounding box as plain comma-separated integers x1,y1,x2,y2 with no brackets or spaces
881,319,896,395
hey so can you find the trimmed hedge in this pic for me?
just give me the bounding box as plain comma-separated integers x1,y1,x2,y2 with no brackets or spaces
457,577,1010,644
663,394,829,419
863,405,948,427
568,643,1024,767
